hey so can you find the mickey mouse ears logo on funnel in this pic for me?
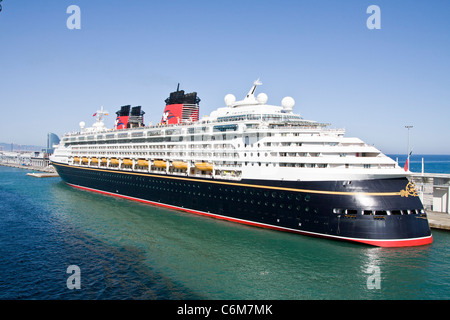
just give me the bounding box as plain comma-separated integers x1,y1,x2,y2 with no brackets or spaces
116,117,125,127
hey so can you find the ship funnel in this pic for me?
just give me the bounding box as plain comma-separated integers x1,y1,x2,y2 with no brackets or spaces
161,84,200,125
115,105,145,129
115,105,130,130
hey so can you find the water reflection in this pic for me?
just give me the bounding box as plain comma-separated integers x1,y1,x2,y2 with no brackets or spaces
47,180,449,299
360,244,438,299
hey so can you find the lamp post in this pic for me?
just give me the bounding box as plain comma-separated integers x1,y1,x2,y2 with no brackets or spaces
405,125,413,171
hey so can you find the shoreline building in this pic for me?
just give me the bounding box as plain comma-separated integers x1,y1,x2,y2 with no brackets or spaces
0,132,60,168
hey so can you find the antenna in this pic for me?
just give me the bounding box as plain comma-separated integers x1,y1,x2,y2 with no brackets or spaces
94,106,109,123
246,78,262,98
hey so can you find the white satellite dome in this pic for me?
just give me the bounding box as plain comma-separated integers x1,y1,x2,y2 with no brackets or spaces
257,92,268,104
79,121,86,129
224,94,236,106
281,96,295,111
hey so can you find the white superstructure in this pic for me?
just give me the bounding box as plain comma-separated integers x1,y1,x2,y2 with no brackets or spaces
50,80,405,182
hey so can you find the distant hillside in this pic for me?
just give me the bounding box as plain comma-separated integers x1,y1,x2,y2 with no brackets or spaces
0,143,44,152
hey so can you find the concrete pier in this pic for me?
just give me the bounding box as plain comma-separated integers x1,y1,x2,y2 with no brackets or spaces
26,172,59,178
409,173,450,231
427,211,450,231
0,162,58,174
410,173,450,214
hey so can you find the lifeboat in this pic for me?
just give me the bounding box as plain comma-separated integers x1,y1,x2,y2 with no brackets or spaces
81,157,89,163
195,162,213,171
137,159,149,167
91,157,99,164
172,161,188,170
122,158,133,166
154,160,167,168
110,158,119,165
101,158,107,164
73,157,80,163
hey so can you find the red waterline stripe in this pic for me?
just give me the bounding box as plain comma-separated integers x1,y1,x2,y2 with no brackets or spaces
352,235,433,247
65,182,433,248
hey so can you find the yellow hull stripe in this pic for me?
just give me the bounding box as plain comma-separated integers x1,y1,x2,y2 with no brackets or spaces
51,162,403,197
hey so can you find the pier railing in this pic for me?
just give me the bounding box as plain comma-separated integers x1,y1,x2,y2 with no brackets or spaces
410,172,450,214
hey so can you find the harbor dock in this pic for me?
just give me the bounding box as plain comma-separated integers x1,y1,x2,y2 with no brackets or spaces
427,211,450,231
411,172,450,213
409,172,450,231
26,172,60,178
0,162,58,175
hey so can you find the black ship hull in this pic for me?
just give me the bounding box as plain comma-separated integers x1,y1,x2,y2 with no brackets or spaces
51,161,433,247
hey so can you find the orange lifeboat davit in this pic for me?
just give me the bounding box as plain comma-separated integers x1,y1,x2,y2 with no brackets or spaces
138,159,149,167
122,159,133,166
154,160,167,168
172,161,188,170
195,162,213,171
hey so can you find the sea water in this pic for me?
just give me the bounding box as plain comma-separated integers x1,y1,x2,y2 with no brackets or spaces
388,154,450,174
0,159,449,300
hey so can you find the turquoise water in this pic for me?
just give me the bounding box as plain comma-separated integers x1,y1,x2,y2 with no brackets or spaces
388,154,450,174
0,165,449,300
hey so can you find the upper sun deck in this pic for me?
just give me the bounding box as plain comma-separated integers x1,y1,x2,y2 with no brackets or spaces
51,80,408,182
62,79,332,141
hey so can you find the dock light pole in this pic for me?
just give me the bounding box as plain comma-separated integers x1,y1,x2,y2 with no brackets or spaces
405,125,413,171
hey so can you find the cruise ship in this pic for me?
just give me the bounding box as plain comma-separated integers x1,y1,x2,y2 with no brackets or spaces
50,80,433,247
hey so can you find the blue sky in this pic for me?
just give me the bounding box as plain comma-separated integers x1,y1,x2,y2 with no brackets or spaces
0,0,449,154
